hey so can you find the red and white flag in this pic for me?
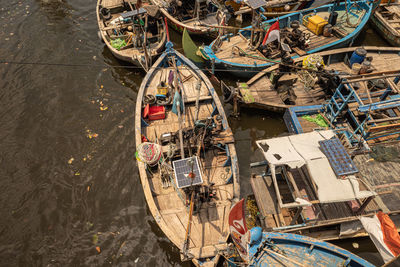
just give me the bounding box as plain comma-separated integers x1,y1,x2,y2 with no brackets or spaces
262,20,280,45
360,212,400,263
229,199,249,263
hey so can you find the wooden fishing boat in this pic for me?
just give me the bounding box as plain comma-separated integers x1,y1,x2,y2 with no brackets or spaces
225,200,376,266
371,0,400,46
149,0,227,38
222,46,400,113
232,0,315,17
200,0,377,78
248,128,400,242
243,76,400,242
96,0,167,70
247,229,375,266
134,42,240,267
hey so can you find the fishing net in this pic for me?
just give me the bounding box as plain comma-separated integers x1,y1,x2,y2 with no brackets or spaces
110,38,127,51
302,114,329,128
136,142,162,166
370,145,400,162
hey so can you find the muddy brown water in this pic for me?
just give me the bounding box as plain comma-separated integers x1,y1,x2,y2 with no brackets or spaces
0,0,397,266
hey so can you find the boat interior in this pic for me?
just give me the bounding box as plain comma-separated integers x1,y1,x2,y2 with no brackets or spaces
376,2,400,34
237,49,400,110
164,0,221,25
98,0,165,55
138,53,237,260
211,2,368,66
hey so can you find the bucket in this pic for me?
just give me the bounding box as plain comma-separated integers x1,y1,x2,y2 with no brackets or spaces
349,48,367,67
360,60,371,74
328,11,338,26
323,24,332,37
352,63,361,75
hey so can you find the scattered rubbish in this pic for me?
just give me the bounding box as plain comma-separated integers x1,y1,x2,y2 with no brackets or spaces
352,242,359,249
134,257,139,263
68,157,74,164
96,246,101,253
92,234,98,245
86,130,99,139
118,125,124,129
87,186,91,191
75,171,80,176
100,106,108,111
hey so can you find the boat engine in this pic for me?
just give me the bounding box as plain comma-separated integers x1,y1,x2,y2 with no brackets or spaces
282,20,310,50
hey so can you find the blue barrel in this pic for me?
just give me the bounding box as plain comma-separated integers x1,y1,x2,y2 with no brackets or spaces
349,48,367,67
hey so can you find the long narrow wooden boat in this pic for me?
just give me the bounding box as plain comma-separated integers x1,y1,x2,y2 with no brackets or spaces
96,0,167,70
223,46,400,113
200,0,377,78
149,0,227,38
232,0,316,16
135,42,240,267
371,0,400,46
226,199,375,266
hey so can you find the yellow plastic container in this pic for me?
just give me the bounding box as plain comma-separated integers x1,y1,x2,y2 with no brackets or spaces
157,85,168,96
307,15,328,36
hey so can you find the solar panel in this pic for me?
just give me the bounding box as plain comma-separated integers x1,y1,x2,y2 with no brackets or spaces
173,156,203,189
319,138,359,176
246,0,267,10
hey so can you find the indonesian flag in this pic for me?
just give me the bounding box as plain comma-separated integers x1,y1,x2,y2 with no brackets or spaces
360,212,400,263
262,20,280,45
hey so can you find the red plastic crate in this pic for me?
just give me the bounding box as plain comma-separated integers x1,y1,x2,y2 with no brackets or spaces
145,105,165,121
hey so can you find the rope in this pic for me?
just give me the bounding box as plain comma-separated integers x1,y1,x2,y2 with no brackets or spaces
232,45,281,64
136,142,162,166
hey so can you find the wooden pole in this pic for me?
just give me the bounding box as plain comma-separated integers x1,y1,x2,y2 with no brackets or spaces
143,14,150,71
177,101,185,159
183,191,195,255
194,79,202,122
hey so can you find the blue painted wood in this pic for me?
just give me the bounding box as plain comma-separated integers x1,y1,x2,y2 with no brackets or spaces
246,229,375,267
202,0,376,78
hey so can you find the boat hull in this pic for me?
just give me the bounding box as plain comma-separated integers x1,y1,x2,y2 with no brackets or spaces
204,0,375,78
230,46,400,113
96,0,167,68
370,12,400,47
247,227,375,266
134,43,240,267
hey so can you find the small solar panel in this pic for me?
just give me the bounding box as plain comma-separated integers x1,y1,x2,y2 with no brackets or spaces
246,0,268,9
319,138,359,176
173,156,203,189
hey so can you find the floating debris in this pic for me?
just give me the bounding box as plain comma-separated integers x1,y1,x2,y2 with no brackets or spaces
86,129,98,139
92,234,98,245
75,171,80,176
68,157,74,164
96,246,101,253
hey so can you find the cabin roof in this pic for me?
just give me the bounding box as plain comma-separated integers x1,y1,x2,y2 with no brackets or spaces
256,131,376,204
